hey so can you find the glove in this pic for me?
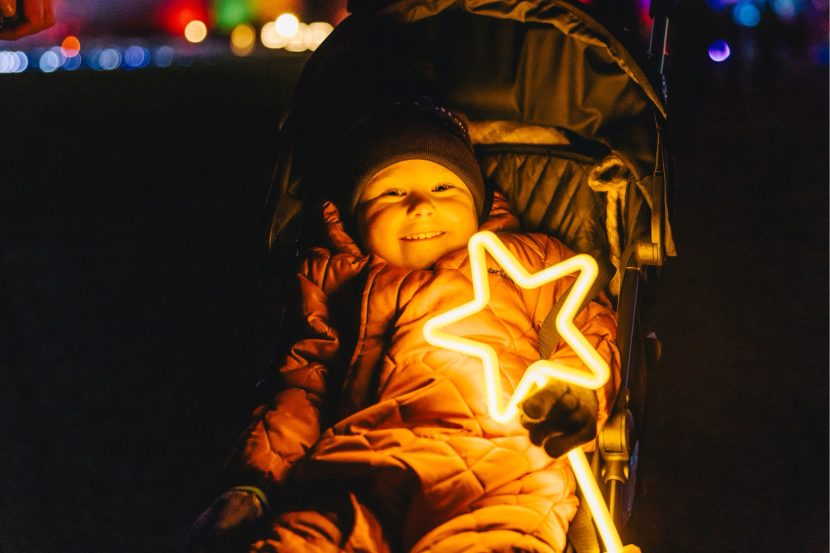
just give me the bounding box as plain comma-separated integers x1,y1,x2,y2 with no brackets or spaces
520,380,599,458
186,487,267,553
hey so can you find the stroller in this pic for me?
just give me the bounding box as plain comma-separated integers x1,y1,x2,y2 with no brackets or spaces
260,0,676,549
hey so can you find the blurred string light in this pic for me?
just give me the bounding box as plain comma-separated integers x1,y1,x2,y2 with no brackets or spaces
284,22,309,52
733,1,762,26
230,23,256,56
0,50,29,73
98,48,122,70
162,0,210,35
260,14,333,52
64,53,82,70
49,46,66,66
275,13,300,37
154,45,176,67
124,45,151,69
184,20,208,43
708,39,732,61
61,36,81,58
307,22,334,51
706,0,739,10
39,49,61,72
260,21,288,49
814,41,829,65
214,0,251,29
771,0,804,19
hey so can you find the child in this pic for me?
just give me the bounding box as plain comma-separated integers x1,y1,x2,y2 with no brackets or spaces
187,99,620,553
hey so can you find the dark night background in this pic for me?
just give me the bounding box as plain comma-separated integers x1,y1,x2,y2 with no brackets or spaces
1,2,828,552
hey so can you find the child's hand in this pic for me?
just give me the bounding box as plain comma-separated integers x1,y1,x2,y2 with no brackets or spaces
186,487,266,553
519,380,598,458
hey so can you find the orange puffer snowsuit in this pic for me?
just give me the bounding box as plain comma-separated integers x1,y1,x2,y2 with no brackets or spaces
227,194,620,553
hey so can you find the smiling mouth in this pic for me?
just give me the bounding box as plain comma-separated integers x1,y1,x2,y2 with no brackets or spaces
401,231,445,241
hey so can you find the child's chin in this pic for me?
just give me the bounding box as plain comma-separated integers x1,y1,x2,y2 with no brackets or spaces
400,247,460,270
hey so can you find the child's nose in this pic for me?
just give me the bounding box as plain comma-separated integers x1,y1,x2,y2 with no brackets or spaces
406,193,435,217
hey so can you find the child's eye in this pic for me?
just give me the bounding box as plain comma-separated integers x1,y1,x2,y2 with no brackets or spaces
433,183,454,192
381,188,405,197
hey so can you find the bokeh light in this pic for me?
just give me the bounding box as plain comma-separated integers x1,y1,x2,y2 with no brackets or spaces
162,2,210,35
260,21,288,49
98,48,122,70
0,51,20,73
733,2,762,26
708,40,732,62
63,54,82,70
48,46,67,67
184,20,208,43
87,48,102,70
61,36,81,58
124,45,151,68
230,23,256,56
284,22,309,52
706,0,738,10
154,46,175,67
275,13,300,38
307,22,334,51
38,50,61,73
814,41,829,65
14,51,29,72
215,0,251,30
771,0,804,19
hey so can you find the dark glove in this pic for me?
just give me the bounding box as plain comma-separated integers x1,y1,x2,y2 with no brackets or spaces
186,487,267,553
520,380,599,458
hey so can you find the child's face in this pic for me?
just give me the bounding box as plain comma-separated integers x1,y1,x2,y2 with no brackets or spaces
356,159,479,270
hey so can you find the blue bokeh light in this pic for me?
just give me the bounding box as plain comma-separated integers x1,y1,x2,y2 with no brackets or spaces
708,40,732,62
124,45,151,69
733,2,762,26
48,46,67,67
99,48,122,70
154,46,175,67
0,52,16,73
39,50,61,73
814,42,829,65
707,0,738,10
15,51,29,72
86,48,102,70
63,54,82,70
771,0,803,18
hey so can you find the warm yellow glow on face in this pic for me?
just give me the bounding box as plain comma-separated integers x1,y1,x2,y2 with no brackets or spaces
356,160,478,270
184,20,208,43
423,230,625,553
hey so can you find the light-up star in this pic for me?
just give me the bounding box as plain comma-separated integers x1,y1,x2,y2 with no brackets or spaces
423,230,624,553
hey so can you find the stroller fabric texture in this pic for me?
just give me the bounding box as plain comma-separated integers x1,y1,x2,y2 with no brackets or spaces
226,193,621,552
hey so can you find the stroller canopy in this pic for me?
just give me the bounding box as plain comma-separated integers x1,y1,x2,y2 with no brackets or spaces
265,0,674,282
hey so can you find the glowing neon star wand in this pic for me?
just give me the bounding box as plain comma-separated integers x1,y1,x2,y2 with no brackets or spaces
423,230,624,553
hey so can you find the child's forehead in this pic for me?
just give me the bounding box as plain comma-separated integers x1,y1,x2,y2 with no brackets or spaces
367,159,468,186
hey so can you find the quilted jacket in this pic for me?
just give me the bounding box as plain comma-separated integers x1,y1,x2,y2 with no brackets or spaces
226,193,620,552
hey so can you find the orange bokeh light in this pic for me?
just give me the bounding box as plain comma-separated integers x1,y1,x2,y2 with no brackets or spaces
61,36,81,58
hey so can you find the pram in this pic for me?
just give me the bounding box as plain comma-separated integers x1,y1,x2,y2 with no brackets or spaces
260,0,676,549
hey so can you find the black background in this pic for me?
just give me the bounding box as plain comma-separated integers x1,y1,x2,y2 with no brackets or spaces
1,9,828,553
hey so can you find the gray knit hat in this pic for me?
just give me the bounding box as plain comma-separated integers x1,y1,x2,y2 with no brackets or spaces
340,99,486,218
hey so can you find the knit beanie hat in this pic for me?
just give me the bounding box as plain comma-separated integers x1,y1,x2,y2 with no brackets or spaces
339,98,486,218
